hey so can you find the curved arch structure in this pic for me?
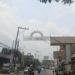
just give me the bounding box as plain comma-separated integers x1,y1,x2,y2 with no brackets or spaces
30,30,44,38
24,30,50,41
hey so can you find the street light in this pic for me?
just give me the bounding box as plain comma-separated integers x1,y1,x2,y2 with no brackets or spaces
15,27,29,50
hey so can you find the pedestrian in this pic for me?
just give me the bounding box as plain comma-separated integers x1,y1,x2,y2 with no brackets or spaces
55,68,58,75
37,66,41,74
53,70,54,75
64,70,71,75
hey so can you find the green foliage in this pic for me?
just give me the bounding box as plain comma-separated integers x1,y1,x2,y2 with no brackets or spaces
39,0,73,5
42,60,51,65
34,59,41,67
24,55,34,66
1,48,22,63
2,48,11,55
42,60,54,68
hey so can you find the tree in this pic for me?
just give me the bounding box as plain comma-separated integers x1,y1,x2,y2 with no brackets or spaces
24,55,34,67
42,59,54,69
33,59,41,69
39,0,73,5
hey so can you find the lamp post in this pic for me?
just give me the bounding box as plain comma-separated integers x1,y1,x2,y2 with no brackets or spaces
15,27,29,50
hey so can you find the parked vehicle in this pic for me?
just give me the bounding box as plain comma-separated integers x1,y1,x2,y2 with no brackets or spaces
2,63,11,74
71,54,75,75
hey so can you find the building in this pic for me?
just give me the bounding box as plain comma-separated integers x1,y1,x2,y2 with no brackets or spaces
43,56,49,60
50,36,75,72
50,36,75,63
0,48,22,71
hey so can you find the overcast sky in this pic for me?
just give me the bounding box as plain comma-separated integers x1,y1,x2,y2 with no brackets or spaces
0,0,75,60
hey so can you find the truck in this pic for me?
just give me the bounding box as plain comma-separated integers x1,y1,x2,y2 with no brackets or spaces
0,54,12,74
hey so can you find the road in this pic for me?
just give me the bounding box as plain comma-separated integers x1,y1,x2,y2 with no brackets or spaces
35,69,53,75
0,69,55,75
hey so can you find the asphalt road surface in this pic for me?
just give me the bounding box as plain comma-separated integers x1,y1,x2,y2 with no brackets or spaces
37,69,55,75
0,69,55,75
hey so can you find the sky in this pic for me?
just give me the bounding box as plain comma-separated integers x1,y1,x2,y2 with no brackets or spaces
0,0,75,60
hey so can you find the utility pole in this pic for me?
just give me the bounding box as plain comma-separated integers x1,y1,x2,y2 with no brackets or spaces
15,27,29,50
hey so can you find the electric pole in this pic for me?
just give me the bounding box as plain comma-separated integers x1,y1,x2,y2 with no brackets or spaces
15,27,29,50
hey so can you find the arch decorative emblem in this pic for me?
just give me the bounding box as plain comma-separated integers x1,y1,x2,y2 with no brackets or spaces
24,30,50,41
30,30,44,38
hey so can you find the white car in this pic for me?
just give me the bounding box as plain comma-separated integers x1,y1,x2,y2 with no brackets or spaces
24,67,30,74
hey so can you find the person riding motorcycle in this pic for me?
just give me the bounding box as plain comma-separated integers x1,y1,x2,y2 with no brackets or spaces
29,65,34,75
37,66,41,74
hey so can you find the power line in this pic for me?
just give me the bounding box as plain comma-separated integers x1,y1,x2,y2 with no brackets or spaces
0,42,10,48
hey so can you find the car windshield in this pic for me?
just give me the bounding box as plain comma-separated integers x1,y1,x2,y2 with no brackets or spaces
25,67,29,70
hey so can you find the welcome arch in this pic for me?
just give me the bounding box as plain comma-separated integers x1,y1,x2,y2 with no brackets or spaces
24,30,50,41
30,30,44,38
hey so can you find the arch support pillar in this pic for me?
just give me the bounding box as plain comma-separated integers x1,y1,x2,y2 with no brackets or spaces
65,44,71,63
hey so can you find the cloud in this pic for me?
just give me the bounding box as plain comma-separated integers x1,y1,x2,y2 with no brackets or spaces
70,2,75,13
45,22,72,36
20,18,74,38
0,1,17,47
0,0,75,60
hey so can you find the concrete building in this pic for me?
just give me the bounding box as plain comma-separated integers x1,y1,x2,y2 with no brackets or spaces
50,36,75,63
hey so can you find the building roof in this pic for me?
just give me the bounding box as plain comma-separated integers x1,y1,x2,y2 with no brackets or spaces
50,37,75,45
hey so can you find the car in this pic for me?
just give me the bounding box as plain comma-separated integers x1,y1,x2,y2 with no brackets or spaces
24,67,30,74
